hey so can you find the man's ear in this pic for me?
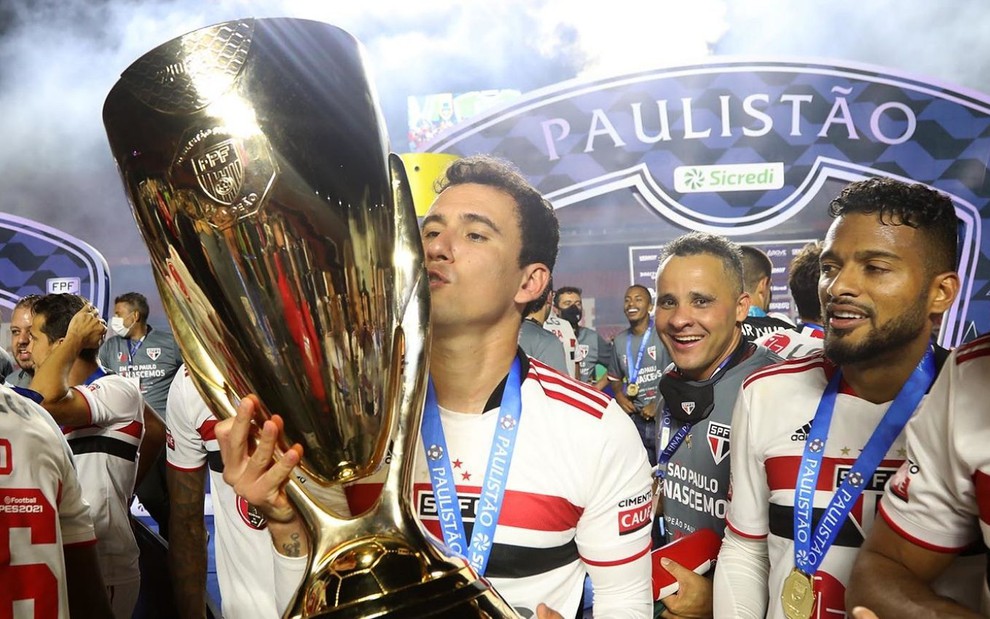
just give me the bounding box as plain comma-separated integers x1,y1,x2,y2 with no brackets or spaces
516,263,551,306
736,291,752,323
928,271,960,315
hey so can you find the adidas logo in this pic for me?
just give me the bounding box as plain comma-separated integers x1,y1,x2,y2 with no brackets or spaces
790,422,813,442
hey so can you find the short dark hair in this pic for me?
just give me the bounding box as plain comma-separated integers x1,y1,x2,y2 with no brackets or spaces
788,242,823,323
554,286,583,308
14,294,40,313
437,155,559,273
739,245,773,294
829,177,958,274
438,156,558,316
33,293,98,362
657,232,744,296
114,292,150,323
626,284,653,304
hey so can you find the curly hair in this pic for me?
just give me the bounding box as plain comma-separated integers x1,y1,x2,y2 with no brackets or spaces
829,177,958,274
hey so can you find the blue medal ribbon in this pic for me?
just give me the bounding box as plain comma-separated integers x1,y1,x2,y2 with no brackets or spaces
11,386,44,404
625,318,654,393
84,367,108,385
128,336,145,361
420,357,522,576
654,346,739,479
654,414,691,480
793,348,936,575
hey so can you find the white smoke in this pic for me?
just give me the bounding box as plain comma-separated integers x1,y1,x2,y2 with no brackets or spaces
0,0,986,270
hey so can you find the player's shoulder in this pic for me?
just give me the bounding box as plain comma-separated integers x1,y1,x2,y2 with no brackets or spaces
746,342,785,366
525,357,612,421
954,333,990,366
535,323,562,344
91,371,140,395
100,334,126,349
742,349,828,390
0,385,65,447
612,327,631,340
86,373,144,416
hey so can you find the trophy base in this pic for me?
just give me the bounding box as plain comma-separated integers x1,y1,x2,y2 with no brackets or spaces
295,536,518,619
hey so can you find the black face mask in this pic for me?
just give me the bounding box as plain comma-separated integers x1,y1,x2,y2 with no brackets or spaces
559,304,582,329
658,373,717,424
658,338,750,423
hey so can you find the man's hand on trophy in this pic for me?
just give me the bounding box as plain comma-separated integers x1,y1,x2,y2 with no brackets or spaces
536,603,564,618
216,395,311,556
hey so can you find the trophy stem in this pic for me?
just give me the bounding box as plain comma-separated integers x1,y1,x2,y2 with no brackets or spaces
105,18,517,617
280,275,517,618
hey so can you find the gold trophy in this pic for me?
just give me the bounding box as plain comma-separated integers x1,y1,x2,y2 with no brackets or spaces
103,18,517,618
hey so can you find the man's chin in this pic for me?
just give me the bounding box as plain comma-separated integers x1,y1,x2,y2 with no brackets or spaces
823,338,871,365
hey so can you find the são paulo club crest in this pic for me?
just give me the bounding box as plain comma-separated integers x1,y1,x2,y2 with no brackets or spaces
236,495,268,530
707,421,731,465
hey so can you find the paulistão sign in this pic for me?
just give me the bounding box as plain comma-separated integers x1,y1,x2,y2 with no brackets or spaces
426,60,988,344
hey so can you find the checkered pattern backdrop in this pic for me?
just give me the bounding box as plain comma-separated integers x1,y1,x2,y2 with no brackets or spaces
425,59,990,344
0,213,112,317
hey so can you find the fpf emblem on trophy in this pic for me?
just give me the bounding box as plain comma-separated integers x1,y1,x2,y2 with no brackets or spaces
104,17,519,618
171,126,276,229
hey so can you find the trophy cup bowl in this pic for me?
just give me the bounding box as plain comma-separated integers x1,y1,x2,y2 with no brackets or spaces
103,18,517,618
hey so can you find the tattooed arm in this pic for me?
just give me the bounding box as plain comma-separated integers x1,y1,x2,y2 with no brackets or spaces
166,463,208,619
269,516,309,560
215,395,310,556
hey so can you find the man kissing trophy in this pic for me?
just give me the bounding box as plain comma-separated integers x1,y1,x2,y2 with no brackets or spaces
103,18,517,618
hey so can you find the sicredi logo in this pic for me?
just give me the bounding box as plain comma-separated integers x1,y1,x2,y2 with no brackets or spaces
674,163,784,193
426,59,989,344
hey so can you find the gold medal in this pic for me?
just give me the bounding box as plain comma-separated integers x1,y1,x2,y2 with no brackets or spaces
781,568,815,619
626,382,639,397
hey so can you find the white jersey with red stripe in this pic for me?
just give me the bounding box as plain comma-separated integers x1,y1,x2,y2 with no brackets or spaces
879,334,990,614
722,351,981,618
754,325,824,361
165,365,279,619
65,372,143,586
1,385,97,619
543,313,578,378
339,354,653,618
